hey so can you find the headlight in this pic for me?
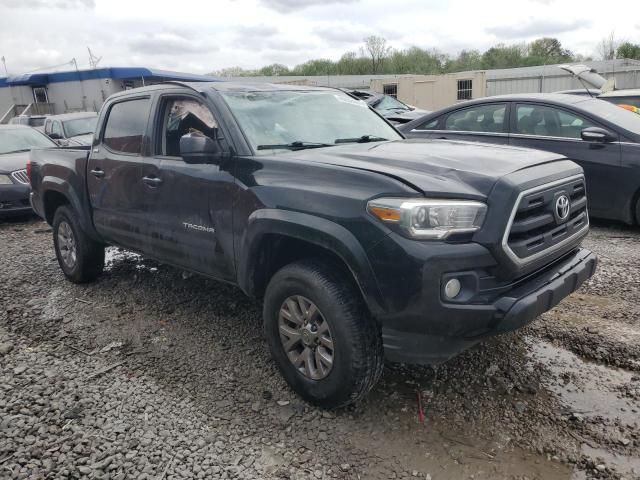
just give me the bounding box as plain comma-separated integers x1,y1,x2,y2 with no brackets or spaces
367,198,487,239
0,174,13,185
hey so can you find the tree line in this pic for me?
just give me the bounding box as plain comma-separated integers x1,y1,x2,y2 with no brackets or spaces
213,36,640,78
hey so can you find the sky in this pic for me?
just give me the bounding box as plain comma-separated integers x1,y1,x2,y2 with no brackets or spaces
1,0,639,76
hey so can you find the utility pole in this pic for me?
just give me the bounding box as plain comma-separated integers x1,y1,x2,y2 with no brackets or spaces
87,47,102,69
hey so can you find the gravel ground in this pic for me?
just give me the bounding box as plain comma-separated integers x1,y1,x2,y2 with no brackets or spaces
1,216,639,480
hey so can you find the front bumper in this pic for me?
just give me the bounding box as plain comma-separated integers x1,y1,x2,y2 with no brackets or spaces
377,245,596,364
0,184,32,217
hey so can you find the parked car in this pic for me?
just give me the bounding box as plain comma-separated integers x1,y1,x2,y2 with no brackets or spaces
556,64,640,109
342,89,430,124
399,93,640,225
44,112,98,146
8,115,48,131
0,125,57,217
30,82,596,407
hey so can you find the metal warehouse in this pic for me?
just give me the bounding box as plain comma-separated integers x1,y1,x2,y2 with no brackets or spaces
370,58,640,111
0,67,217,124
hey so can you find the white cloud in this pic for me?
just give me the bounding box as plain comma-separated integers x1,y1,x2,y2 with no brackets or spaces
0,0,638,76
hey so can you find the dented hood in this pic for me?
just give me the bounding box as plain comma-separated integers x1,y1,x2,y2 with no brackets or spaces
277,139,567,199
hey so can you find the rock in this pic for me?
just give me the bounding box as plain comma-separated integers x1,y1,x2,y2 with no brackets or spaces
620,438,631,446
340,464,350,472
78,465,92,474
277,405,296,423
276,400,290,406
0,342,14,355
596,464,606,472
251,401,261,413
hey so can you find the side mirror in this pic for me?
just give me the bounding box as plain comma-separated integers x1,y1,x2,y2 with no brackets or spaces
179,133,223,164
581,126,616,143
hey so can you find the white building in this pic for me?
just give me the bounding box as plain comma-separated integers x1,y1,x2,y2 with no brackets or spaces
0,67,218,123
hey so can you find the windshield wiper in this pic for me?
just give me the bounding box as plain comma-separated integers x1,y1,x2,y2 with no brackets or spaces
334,135,388,144
257,141,333,151
4,149,31,154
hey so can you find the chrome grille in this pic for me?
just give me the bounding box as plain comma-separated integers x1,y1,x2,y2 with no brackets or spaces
503,175,588,264
11,169,29,185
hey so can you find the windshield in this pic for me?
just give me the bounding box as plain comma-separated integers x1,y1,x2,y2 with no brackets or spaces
221,90,402,154
374,95,411,112
0,128,56,154
63,116,98,138
579,98,640,135
29,117,46,127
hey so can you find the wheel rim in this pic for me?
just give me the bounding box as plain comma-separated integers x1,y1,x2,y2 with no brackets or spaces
57,221,77,269
278,295,334,380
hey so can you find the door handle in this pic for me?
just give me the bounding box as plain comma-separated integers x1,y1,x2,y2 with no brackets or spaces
142,176,163,187
90,168,105,178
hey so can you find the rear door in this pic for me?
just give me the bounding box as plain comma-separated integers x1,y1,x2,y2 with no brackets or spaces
405,102,509,145
141,92,236,281
87,96,152,250
508,102,622,218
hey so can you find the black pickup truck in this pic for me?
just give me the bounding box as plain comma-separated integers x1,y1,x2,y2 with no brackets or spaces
29,82,597,408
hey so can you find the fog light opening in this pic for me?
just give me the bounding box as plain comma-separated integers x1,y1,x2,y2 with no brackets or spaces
444,278,462,299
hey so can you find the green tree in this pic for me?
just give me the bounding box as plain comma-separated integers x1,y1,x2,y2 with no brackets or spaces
481,43,526,69
527,37,573,64
258,64,290,76
617,42,640,60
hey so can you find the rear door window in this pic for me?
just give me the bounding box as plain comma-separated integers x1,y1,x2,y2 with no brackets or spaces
444,104,507,133
103,98,151,155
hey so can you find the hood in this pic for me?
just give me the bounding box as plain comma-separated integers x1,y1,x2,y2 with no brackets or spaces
559,64,615,92
271,139,566,198
67,134,94,146
0,151,29,174
384,108,430,124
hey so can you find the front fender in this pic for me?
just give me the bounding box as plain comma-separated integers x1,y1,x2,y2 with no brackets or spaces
237,209,386,318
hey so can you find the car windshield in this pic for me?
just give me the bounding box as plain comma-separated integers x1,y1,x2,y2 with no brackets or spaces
221,90,402,154
0,128,56,154
374,95,411,112
63,116,98,138
579,98,640,135
29,117,46,127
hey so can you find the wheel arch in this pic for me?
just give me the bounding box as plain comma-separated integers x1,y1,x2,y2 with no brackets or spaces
237,209,387,318
41,178,100,240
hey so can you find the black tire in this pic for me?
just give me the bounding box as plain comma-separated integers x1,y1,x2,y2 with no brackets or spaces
635,195,640,226
52,205,104,283
263,259,384,409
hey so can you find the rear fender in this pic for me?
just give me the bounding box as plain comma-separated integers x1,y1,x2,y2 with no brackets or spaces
41,177,101,241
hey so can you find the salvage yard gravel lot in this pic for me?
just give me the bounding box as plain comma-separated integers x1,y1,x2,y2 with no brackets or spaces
1,217,639,479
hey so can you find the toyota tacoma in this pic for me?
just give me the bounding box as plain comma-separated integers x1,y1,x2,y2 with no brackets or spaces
29,82,597,408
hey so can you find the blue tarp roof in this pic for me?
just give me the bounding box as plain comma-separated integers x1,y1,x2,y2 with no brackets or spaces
0,67,219,87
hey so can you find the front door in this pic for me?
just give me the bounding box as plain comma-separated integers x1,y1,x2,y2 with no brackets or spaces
87,96,152,250
508,103,622,218
142,94,236,281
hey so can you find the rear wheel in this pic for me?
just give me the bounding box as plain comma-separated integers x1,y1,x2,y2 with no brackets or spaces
263,259,384,409
53,205,104,283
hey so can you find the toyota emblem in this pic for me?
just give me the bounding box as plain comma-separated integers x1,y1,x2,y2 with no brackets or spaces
555,195,570,222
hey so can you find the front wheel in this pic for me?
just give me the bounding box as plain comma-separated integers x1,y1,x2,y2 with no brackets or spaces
263,259,384,409
53,205,104,283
